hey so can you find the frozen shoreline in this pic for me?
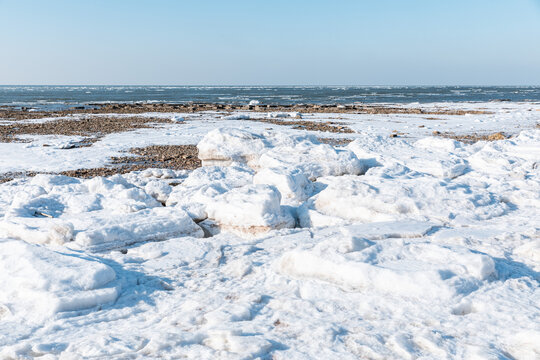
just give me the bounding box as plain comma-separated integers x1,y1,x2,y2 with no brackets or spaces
1,101,538,176
0,102,539,359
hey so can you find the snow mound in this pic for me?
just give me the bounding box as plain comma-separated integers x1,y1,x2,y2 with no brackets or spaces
0,239,118,321
408,156,469,179
203,330,272,355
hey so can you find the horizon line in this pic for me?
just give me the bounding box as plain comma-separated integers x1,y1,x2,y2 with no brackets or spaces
1,84,540,87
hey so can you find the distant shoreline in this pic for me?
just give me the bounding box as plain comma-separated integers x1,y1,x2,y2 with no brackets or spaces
0,102,494,117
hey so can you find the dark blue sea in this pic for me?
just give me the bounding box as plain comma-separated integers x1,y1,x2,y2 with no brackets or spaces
1,86,539,110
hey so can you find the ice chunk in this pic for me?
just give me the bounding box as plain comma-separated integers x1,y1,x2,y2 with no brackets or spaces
126,237,213,271
203,330,272,355
278,238,496,298
197,128,367,179
139,168,179,179
166,183,229,220
197,128,267,166
259,141,367,180
0,174,169,247
223,113,251,120
181,165,254,188
0,218,74,245
0,239,118,321
340,220,437,241
278,250,445,297
144,180,172,203
468,129,540,175
348,134,471,179
407,157,469,179
206,184,295,237
253,167,313,205
301,175,508,227
166,166,254,220
269,112,291,118
72,207,203,252
84,176,160,213
414,137,463,152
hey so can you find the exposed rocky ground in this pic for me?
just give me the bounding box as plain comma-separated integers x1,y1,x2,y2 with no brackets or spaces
249,117,355,133
0,115,171,143
0,102,492,121
432,131,509,143
0,145,200,182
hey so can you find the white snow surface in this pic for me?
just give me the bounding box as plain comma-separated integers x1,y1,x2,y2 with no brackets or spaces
0,103,539,359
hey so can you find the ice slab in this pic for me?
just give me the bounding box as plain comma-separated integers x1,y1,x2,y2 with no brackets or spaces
0,239,118,321
206,184,295,237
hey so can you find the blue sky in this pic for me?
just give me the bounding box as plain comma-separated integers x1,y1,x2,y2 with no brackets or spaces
1,0,539,85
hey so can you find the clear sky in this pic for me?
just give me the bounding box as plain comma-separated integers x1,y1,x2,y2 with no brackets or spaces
1,0,539,85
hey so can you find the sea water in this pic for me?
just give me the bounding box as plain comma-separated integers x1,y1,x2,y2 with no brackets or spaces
0,85,539,110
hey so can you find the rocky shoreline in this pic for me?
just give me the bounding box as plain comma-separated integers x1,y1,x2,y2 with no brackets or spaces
0,101,491,120
0,102,531,184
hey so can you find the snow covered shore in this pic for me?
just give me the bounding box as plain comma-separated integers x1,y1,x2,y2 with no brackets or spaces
0,104,539,359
